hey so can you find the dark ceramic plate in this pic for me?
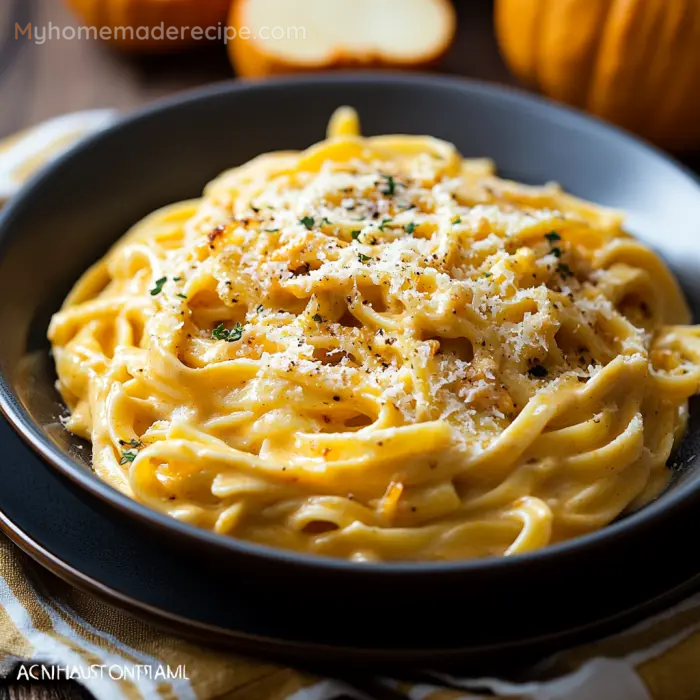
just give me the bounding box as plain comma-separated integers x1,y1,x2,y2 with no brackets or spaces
1,74,700,663
1,413,700,671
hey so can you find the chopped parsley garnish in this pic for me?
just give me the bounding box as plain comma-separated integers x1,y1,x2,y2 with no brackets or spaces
212,322,244,342
173,276,182,282
528,365,548,378
358,253,371,263
483,272,492,278
558,262,574,278
312,313,324,323
452,216,462,225
378,218,393,232
351,230,362,241
256,304,264,313
265,228,279,233
405,223,417,234
545,231,561,242
550,247,562,258
118,439,142,465
380,175,396,196
299,216,315,230
149,276,167,296
320,217,332,226
176,293,187,299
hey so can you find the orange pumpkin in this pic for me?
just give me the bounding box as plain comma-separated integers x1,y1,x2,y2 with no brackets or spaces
65,0,232,52
227,0,456,79
494,0,700,151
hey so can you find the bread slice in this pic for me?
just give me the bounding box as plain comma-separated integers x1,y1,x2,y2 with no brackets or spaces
228,0,456,78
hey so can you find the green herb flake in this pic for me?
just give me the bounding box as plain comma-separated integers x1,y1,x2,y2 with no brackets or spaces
256,304,264,313
176,293,187,300
378,218,393,231
120,451,138,465
320,217,332,226
265,228,280,233
550,247,562,258
149,277,167,296
558,263,574,278
312,313,324,323
452,216,462,225
118,441,141,465
545,231,561,243
299,216,315,230
483,272,492,278
358,253,371,263
211,323,228,341
173,276,182,282
380,175,396,196
405,223,417,234
351,230,362,241
528,365,548,378
212,321,245,342
229,322,244,342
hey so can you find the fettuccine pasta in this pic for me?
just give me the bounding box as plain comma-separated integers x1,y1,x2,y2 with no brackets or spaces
48,107,700,562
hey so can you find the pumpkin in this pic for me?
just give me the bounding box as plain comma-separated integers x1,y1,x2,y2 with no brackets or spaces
494,0,700,151
65,0,232,52
227,0,456,79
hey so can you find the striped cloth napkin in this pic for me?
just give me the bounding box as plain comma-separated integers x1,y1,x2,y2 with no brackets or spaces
2,111,700,700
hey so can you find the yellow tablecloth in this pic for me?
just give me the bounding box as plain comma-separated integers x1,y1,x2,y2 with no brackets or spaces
1,112,700,700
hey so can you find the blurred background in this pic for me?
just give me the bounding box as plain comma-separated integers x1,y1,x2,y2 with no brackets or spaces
1,0,699,157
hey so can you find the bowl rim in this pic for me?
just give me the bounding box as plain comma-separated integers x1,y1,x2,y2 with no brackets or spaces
2,70,700,575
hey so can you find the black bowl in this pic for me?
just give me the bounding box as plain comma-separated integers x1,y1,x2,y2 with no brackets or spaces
2,74,700,653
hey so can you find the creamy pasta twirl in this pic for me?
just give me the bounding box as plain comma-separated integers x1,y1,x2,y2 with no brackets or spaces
48,107,700,562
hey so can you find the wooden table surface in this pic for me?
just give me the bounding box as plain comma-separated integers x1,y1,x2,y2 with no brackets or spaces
0,1,698,698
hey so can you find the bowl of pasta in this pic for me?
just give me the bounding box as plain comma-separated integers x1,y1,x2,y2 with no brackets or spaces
1,73,700,656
